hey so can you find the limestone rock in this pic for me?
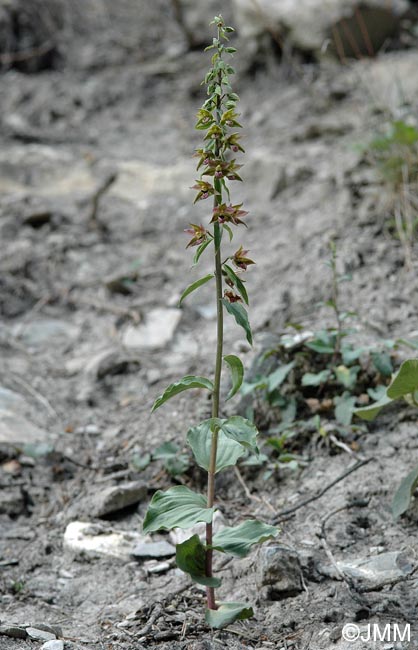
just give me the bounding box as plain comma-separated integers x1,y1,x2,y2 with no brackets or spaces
64,521,144,561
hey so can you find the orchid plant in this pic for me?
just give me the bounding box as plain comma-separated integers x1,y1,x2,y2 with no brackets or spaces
143,16,278,629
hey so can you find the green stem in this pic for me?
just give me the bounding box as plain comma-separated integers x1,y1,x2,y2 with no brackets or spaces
205,214,223,610
206,48,224,610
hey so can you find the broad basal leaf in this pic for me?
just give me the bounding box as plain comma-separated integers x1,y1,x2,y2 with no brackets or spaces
143,486,214,533
212,520,279,557
224,354,244,400
354,392,394,421
220,416,259,452
267,361,295,392
392,464,418,520
222,299,252,345
187,420,245,473
176,535,221,587
179,274,214,306
205,602,253,629
387,359,418,399
152,376,214,412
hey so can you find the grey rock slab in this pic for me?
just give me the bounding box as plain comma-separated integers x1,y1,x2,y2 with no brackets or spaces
64,521,144,561
0,410,51,446
42,641,64,650
14,318,80,349
256,545,303,600
71,481,147,518
336,551,413,591
0,625,27,639
123,308,181,350
132,540,176,559
26,627,56,641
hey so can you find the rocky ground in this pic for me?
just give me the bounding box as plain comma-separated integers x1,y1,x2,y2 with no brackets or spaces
1,2,418,649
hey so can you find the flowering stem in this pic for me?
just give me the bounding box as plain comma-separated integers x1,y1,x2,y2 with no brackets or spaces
206,61,224,611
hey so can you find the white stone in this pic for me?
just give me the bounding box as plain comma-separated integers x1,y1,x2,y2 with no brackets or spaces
41,641,64,650
64,521,144,561
123,308,181,350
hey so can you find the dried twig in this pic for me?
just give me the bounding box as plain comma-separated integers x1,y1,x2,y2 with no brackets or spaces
88,172,118,229
271,458,373,524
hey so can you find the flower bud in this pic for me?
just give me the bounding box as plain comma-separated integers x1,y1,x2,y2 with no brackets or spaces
215,171,223,178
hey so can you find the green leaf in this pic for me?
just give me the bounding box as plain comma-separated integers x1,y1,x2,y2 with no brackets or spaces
205,602,253,629
143,486,214,533
335,365,360,390
224,354,244,400
152,376,214,412
179,274,214,305
223,224,233,242
153,441,180,459
223,264,248,305
131,452,151,471
302,369,332,387
222,299,252,345
176,535,221,587
392,464,418,519
305,332,335,354
220,416,259,453
193,239,211,265
212,520,279,557
165,455,190,477
354,392,394,421
387,359,418,399
371,352,393,377
334,393,357,426
267,361,295,392
187,420,245,473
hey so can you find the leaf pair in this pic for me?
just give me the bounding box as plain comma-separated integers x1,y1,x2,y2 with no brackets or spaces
152,355,244,412
176,519,278,586
187,416,258,474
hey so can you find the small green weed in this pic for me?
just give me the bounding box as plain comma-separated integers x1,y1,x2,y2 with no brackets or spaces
366,118,418,266
355,359,418,519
